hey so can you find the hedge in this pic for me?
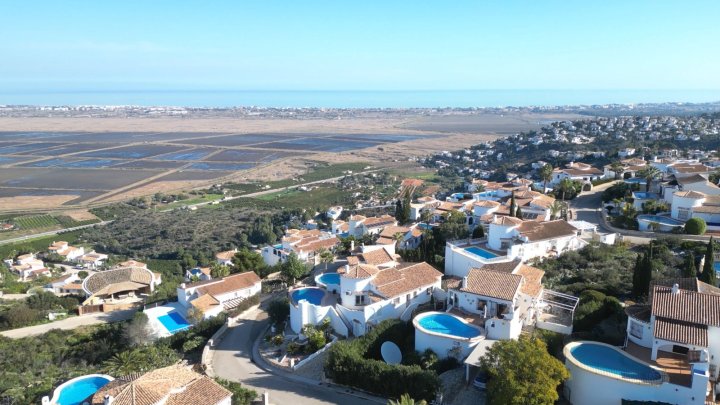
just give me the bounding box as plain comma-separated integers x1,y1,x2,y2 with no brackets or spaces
325,320,441,401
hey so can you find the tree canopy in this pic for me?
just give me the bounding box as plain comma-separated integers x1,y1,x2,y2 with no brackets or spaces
479,336,569,405
280,252,309,284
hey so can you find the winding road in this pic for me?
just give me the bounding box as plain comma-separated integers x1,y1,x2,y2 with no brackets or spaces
210,302,381,405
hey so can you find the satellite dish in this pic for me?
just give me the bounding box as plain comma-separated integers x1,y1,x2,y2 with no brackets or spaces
381,341,402,365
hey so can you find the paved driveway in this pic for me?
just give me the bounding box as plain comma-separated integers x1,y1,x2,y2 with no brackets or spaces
0,309,135,338
211,305,381,405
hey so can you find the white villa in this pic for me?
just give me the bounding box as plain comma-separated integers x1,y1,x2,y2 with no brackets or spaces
215,249,237,266
78,251,108,269
445,261,577,339
261,228,339,266
10,253,49,280
326,205,343,220
177,271,261,319
289,261,442,337
376,225,424,249
564,278,720,405
444,218,586,277
45,273,83,295
345,214,398,237
551,162,603,187
48,241,85,261
603,158,648,179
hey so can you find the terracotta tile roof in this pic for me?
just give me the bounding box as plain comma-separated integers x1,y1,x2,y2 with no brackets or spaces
625,304,651,323
516,265,545,297
693,205,720,214
379,225,411,238
653,317,708,347
359,248,395,265
92,365,230,405
346,256,360,265
190,293,221,312
215,250,237,261
362,215,397,228
651,285,720,326
117,260,146,268
459,268,522,301
63,282,83,290
561,167,603,176
49,273,74,284
673,190,706,199
195,272,261,297
296,236,339,253
474,200,501,208
676,173,709,184
479,259,521,274
401,178,424,188
339,264,380,279
376,237,395,245
516,220,578,242
492,216,523,226
373,262,442,298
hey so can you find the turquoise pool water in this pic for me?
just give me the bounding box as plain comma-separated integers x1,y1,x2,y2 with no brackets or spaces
157,312,191,334
291,287,325,305
570,343,662,381
417,313,482,339
318,273,340,286
464,246,498,259
56,376,112,405
636,215,684,226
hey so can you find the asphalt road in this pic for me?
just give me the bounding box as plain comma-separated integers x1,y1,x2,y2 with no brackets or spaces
211,304,380,405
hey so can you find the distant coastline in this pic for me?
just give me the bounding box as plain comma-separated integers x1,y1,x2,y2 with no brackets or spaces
1,89,719,109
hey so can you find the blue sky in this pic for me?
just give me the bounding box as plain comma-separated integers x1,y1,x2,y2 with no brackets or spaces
1,1,719,91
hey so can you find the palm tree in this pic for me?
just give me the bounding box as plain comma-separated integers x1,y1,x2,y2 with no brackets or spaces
558,178,575,201
392,231,406,249
104,350,145,376
318,248,334,271
387,394,427,405
539,164,554,193
549,200,564,220
637,166,662,193
609,162,625,180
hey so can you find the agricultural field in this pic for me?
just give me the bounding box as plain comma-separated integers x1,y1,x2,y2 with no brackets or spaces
12,214,59,229
0,118,478,210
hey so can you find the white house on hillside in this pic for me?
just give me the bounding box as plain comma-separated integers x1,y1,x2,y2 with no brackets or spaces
48,241,85,261
177,272,261,319
551,162,603,187
261,229,340,266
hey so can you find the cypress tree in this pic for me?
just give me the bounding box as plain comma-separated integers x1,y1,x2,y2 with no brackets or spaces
700,237,717,286
682,253,697,278
632,253,644,297
402,192,412,225
639,246,654,297
515,205,524,219
509,191,517,217
395,199,404,223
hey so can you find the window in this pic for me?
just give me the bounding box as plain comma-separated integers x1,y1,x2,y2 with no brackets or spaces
629,320,643,339
355,295,364,305
677,208,690,221
477,300,486,311
393,297,400,304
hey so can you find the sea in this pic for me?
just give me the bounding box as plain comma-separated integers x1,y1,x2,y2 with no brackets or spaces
0,89,719,108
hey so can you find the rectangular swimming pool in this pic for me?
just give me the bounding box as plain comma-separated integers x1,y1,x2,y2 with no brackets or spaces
157,312,191,334
464,246,498,259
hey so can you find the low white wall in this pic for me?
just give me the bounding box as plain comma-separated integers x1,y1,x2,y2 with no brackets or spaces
291,336,338,371
415,327,478,359
536,320,572,335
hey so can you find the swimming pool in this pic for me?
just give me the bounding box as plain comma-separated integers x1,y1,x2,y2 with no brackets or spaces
566,342,662,382
291,287,325,306
157,312,192,334
52,374,113,405
415,312,483,339
636,215,684,226
317,272,340,286
464,246,498,259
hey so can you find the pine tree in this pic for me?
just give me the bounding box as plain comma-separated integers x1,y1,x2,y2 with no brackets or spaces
700,237,717,286
682,253,697,278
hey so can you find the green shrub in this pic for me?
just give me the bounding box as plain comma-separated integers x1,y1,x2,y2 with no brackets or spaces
226,294,260,318
267,298,290,326
325,320,441,401
685,217,707,235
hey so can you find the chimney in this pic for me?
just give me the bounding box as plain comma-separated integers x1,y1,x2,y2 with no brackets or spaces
180,283,186,289
671,283,680,295
462,276,468,289
350,240,355,251
345,264,350,272
104,395,114,405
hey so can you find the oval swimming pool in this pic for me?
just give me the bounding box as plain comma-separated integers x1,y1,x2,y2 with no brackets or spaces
317,272,340,286
52,374,113,405
566,341,662,382
415,312,483,339
290,287,326,306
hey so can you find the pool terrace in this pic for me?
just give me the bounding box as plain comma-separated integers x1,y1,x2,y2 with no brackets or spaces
446,238,507,263
625,341,692,387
